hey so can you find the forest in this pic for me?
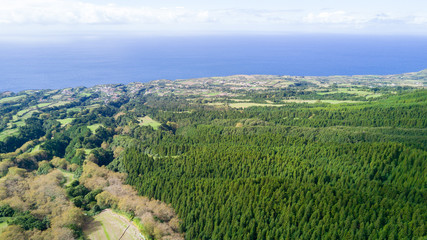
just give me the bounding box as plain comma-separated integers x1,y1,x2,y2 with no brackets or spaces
121,91,426,239
0,73,425,239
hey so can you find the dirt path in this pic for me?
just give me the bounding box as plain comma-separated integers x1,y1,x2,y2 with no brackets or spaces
84,209,146,240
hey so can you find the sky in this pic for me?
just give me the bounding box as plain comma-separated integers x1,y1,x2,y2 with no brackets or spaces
0,0,427,37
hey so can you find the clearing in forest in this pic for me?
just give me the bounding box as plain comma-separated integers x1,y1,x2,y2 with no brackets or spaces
83,209,145,240
87,124,103,133
0,218,10,233
138,116,161,130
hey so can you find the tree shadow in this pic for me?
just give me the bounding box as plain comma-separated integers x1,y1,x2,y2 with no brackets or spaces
82,215,103,239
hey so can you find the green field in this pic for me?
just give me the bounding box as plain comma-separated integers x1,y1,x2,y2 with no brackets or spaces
67,104,101,113
205,92,223,96
0,128,19,141
84,149,92,155
58,118,75,127
0,218,11,233
282,99,360,104
139,116,161,130
88,124,103,133
228,102,285,108
0,95,26,104
59,169,75,186
31,144,41,153
66,107,82,112
51,94,63,100
317,88,382,98
10,120,25,128
83,209,145,240
78,92,93,97
16,108,38,119
50,101,71,107
36,103,51,108
86,104,101,110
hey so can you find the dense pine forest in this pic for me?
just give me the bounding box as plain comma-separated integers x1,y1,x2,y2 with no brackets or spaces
0,72,426,239
122,91,426,239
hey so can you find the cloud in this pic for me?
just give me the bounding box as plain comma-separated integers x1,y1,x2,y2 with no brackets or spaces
303,11,368,24
0,0,215,25
409,16,427,24
216,9,303,24
0,0,426,35
302,10,427,29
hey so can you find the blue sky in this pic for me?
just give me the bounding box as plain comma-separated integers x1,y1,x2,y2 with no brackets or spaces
1,0,426,37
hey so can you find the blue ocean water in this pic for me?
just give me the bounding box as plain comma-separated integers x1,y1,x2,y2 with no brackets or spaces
1,34,427,92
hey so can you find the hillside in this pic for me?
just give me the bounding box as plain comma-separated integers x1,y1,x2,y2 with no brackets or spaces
0,70,426,239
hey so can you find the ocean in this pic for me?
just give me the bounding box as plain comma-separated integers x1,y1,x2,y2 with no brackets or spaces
1,34,427,92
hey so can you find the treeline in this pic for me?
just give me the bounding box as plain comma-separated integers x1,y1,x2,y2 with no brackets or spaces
129,90,427,130
247,89,367,102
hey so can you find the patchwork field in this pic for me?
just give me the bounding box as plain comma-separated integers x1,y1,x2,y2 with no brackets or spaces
228,102,285,108
281,99,361,104
208,99,361,109
317,88,383,98
83,209,145,240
